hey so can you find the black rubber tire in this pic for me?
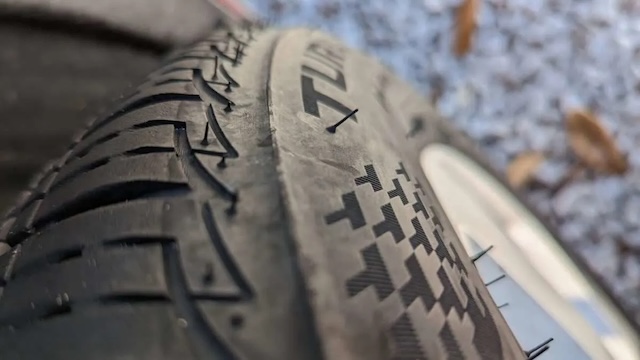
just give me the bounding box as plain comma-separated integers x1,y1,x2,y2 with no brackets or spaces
0,26,525,360
0,21,159,218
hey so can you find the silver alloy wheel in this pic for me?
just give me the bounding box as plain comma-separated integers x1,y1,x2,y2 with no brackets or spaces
421,144,640,360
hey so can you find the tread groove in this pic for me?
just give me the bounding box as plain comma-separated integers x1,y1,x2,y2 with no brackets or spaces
50,159,110,190
39,303,72,321
84,93,201,139
104,236,175,248
205,105,239,158
74,133,119,158
162,53,215,66
51,147,174,191
193,69,235,108
174,127,237,201
202,203,253,299
158,67,200,76
163,242,236,359
70,120,183,163
99,294,171,304
133,120,186,129
220,64,239,87
210,45,236,64
33,181,191,233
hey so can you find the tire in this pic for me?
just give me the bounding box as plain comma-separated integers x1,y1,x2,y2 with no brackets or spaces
0,20,159,221
0,26,524,360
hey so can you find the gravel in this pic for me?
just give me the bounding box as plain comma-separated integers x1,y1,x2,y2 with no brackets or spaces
250,0,640,322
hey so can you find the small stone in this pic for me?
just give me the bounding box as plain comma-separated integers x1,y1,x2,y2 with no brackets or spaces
422,0,447,13
553,181,593,217
622,195,640,226
533,159,570,188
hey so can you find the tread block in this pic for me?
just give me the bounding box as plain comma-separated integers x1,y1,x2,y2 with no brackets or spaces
14,200,178,272
87,86,202,141
55,125,176,186
34,153,188,227
117,83,201,115
152,58,216,77
0,304,194,360
13,199,249,301
0,246,168,325
145,69,194,85
76,101,186,155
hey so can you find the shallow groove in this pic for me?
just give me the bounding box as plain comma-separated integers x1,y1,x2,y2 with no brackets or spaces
174,127,237,201
219,64,239,87
162,242,236,359
133,120,186,129
210,45,236,63
193,148,227,157
11,245,84,281
195,37,246,48
71,120,184,162
158,66,201,76
33,181,191,232
147,78,193,87
151,78,231,89
39,303,72,321
191,293,244,302
99,293,171,304
73,133,119,158
1,293,170,328
125,147,175,155
50,147,174,192
193,69,235,107
226,32,249,47
161,53,216,66
205,105,239,158
83,93,202,139
202,204,253,298
1,238,176,327
103,236,175,248
50,159,110,191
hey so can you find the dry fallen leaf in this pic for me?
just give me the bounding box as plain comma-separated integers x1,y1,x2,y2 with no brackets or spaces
454,0,479,57
565,109,628,174
507,151,545,189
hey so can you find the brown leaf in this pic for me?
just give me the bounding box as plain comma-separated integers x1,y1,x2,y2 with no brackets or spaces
453,0,479,57
565,109,628,174
507,151,545,189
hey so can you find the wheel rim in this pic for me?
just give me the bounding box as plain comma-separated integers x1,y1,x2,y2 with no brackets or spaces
421,143,639,360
